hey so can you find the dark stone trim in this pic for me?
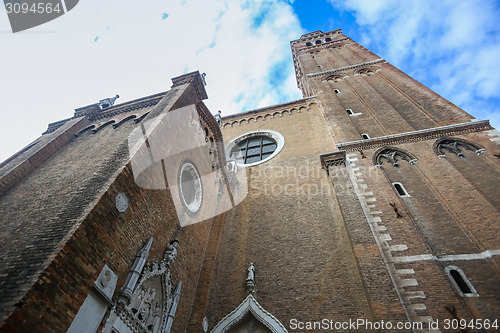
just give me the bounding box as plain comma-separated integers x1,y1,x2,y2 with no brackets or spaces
336,120,493,152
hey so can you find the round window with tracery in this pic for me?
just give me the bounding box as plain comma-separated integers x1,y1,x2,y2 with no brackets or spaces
226,130,284,166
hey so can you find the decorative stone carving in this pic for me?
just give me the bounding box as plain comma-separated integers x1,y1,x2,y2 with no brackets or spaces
115,192,129,213
320,151,346,176
374,147,417,168
434,137,485,158
210,294,287,333
246,262,255,293
95,265,118,303
164,240,179,266
103,239,182,333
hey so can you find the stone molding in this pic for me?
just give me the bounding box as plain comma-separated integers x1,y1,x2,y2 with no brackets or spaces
221,98,316,128
336,120,492,152
44,92,166,134
306,58,385,79
319,151,346,176
210,294,287,333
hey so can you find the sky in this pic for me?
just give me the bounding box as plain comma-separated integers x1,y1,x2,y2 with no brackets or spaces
1,0,499,163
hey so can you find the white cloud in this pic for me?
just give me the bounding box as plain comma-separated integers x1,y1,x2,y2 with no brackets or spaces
331,0,500,129
0,0,304,162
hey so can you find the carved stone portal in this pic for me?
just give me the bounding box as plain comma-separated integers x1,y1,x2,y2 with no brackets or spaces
102,239,182,333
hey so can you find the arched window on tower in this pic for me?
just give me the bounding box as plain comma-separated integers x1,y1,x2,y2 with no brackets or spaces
315,39,322,44
392,182,410,197
325,37,332,42
445,266,478,297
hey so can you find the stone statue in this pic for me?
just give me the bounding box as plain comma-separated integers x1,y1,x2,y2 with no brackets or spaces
247,262,255,282
215,110,222,127
246,262,255,293
165,240,179,265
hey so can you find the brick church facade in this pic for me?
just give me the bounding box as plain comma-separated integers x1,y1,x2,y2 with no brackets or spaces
0,29,499,332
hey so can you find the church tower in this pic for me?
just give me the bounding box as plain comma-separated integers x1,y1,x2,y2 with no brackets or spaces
288,29,500,325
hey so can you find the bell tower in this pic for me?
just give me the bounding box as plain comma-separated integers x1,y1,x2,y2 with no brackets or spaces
291,29,476,143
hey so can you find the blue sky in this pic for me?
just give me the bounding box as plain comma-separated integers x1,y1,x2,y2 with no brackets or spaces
1,0,499,163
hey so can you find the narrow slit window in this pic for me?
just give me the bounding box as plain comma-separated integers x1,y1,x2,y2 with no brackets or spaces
445,266,478,297
392,182,409,197
450,270,472,294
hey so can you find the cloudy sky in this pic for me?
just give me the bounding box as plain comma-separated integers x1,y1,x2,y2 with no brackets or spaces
1,0,499,163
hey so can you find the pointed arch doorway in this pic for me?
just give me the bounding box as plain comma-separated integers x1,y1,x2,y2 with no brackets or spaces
211,294,287,333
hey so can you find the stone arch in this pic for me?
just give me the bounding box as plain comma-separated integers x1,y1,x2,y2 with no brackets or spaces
256,115,263,122
211,294,287,333
134,112,150,123
355,67,378,76
373,147,418,167
433,137,485,158
113,115,137,128
324,74,344,82
298,106,307,113
74,125,95,137
92,120,115,134
239,119,246,125
272,112,280,118
231,121,239,127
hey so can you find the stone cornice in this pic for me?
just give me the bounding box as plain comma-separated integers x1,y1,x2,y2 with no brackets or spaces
320,151,346,176
336,120,493,152
221,97,315,123
44,92,168,134
306,59,385,79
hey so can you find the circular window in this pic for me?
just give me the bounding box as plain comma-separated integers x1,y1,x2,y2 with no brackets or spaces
178,161,203,214
226,130,284,166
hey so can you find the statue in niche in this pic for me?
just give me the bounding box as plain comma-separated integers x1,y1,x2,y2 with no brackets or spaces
165,240,179,265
